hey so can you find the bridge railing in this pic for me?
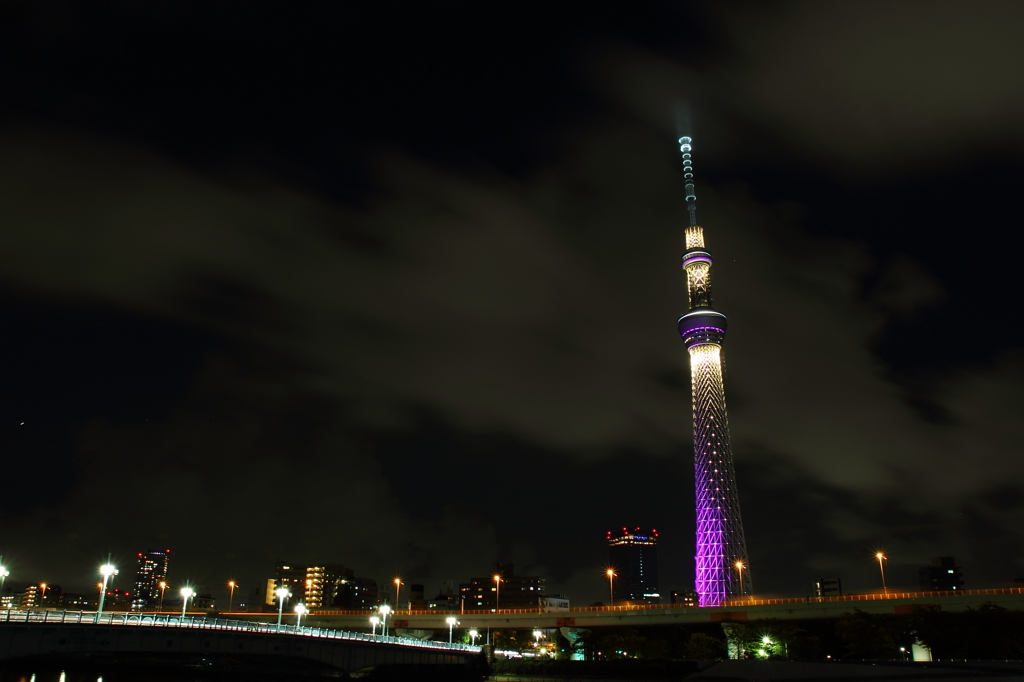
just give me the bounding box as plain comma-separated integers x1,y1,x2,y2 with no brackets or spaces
0,609,479,653
309,586,1024,618
723,586,1024,608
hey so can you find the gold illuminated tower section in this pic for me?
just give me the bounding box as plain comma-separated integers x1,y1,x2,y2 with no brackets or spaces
675,136,750,607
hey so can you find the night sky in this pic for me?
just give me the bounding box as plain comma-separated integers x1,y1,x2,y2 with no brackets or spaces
3,1,1024,607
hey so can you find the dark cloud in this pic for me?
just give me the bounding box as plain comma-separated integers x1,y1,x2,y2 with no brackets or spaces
2,1,1024,607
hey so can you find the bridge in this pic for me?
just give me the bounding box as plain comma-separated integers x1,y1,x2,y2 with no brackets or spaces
0,609,485,677
291,587,1024,631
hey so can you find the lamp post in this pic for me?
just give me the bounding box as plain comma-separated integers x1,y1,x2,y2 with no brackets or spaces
735,561,746,599
0,560,8,608
876,552,888,595
158,581,167,611
534,629,543,649
228,581,237,612
469,629,479,645
39,583,48,607
275,587,291,631
393,578,402,613
180,587,194,617
294,603,307,628
96,562,118,620
606,569,615,606
446,616,457,644
370,615,380,636
493,574,502,611
379,604,391,637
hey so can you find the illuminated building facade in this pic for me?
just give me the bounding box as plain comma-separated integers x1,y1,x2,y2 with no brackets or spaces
919,557,964,591
459,564,546,610
266,562,377,611
304,564,352,608
670,589,698,607
607,528,661,604
132,549,171,611
19,584,40,609
337,576,377,610
676,137,750,607
20,583,63,608
815,577,842,597
266,563,307,609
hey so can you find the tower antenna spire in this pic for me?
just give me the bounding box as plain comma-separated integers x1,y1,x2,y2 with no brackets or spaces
678,137,697,226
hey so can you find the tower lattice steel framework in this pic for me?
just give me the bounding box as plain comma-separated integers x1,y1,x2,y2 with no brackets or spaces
676,136,751,607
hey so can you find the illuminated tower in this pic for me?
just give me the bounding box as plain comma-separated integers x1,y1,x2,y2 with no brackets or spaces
676,136,750,607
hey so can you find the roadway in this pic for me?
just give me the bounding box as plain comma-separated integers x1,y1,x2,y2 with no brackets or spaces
279,587,1024,631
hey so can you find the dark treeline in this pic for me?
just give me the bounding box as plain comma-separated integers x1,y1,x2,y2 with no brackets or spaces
492,604,1024,664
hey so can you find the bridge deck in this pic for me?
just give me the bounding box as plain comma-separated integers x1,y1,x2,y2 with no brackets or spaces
0,610,484,674
0,608,478,653
291,587,1024,630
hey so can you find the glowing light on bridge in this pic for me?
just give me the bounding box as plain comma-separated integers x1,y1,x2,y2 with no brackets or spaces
180,587,194,617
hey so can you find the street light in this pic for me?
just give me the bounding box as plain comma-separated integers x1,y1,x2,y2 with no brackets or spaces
393,578,402,613
180,587,194,617
370,615,380,636
446,616,458,644
876,552,888,595
0,561,8,607
735,561,746,599
493,574,502,611
534,629,543,648
605,569,615,606
295,603,307,627
96,562,118,620
379,604,391,636
39,583,48,607
228,581,237,612
469,629,479,645
158,581,167,611
275,587,291,631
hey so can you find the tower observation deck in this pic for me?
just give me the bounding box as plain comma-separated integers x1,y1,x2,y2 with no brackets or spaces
676,136,751,607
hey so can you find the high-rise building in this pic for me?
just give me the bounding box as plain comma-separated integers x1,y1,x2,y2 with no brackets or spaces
267,562,308,609
815,577,842,597
919,557,964,591
428,580,459,611
304,564,353,608
670,589,698,607
266,562,377,611
19,583,60,608
132,549,170,611
676,136,751,607
336,576,378,610
19,584,40,609
459,563,546,610
607,528,661,604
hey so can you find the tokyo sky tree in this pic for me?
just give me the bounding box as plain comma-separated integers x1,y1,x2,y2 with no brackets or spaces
675,136,751,607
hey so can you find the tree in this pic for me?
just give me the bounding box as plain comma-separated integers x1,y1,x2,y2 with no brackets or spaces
834,610,909,659
684,632,726,660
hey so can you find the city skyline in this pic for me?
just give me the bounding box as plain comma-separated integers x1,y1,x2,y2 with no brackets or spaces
3,2,1024,606
0,538,996,609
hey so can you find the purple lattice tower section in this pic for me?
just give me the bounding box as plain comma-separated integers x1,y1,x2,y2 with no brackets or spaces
676,137,751,607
